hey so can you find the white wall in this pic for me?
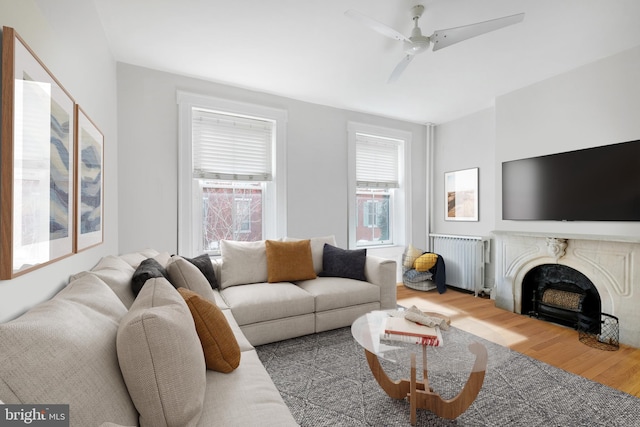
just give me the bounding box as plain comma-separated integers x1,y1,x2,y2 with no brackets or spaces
116,63,428,256
495,45,640,237
433,45,640,288
432,108,496,237
431,108,497,286
0,0,118,321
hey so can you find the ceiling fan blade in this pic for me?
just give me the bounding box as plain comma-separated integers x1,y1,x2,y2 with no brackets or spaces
431,12,524,52
388,55,414,83
345,9,410,42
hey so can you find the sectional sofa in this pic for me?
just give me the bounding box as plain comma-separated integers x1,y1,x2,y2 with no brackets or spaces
0,236,397,426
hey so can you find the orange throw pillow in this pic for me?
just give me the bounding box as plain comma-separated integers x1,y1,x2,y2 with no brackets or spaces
265,239,316,283
177,288,240,373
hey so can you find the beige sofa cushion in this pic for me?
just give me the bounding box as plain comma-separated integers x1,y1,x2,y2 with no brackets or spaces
117,277,206,427
70,255,137,308
296,276,380,311
166,255,217,301
197,350,298,426
177,288,241,373
222,282,315,326
220,240,268,288
118,249,170,268
0,274,138,426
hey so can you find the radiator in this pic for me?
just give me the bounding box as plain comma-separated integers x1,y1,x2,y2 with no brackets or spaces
429,234,489,295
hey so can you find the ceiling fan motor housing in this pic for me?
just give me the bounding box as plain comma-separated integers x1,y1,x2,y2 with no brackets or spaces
405,25,430,54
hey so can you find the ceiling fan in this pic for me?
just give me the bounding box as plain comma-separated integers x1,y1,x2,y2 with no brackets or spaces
345,5,525,83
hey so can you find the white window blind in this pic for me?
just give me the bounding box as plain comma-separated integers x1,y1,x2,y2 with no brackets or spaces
356,133,400,188
192,108,274,181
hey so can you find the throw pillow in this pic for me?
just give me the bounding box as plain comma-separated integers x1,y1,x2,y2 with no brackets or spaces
177,288,241,373
0,274,138,426
131,258,170,296
284,235,337,274
318,244,367,281
69,255,137,308
117,278,206,427
183,254,218,289
220,240,268,288
403,268,433,283
166,256,217,302
119,249,161,268
265,240,316,283
414,253,438,272
403,244,423,268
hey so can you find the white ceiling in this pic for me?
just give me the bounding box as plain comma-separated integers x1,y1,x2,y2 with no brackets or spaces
93,0,640,124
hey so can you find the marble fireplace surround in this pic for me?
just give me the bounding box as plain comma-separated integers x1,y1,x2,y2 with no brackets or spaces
493,231,640,348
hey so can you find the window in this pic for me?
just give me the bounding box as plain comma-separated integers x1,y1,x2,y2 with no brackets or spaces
200,181,262,252
348,123,411,249
178,92,287,256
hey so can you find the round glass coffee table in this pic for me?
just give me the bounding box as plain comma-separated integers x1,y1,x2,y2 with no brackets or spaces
351,310,503,424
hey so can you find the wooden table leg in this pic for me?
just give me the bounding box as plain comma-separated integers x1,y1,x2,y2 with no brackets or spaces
413,342,488,420
422,345,429,391
364,349,411,399
364,342,488,422
410,353,417,425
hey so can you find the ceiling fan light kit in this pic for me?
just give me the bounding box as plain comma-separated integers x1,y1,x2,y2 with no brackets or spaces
345,4,525,82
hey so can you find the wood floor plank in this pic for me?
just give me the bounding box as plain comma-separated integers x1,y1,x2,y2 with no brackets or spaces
396,284,640,398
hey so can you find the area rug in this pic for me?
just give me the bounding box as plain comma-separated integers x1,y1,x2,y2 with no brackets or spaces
256,326,640,426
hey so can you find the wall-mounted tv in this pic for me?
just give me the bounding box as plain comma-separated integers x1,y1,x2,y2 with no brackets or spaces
502,140,640,221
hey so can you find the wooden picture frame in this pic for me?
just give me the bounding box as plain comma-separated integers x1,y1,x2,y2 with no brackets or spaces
445,167,479,222
75,106,104,252
1,26,76,278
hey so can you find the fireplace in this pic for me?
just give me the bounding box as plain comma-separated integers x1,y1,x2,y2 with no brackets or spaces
493,232,640,348
521,264,601,330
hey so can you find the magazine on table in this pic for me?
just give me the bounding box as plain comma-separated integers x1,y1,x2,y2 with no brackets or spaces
381,316,443,347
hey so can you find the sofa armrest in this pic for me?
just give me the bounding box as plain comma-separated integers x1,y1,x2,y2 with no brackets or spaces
364,256,397,310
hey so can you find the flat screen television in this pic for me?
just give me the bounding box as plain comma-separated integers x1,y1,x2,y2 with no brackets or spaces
502,140,640,221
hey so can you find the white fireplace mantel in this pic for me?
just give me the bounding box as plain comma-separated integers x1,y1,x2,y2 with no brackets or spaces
492,230,640,244
493,231,640,348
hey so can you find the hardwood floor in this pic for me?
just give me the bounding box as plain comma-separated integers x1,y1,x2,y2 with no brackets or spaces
397,284,640,398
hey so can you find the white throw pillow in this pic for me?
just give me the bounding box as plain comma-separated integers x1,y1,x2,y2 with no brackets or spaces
220,240,268,288
117,277,206,427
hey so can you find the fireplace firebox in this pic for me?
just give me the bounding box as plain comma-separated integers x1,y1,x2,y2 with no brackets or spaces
521,264,601,331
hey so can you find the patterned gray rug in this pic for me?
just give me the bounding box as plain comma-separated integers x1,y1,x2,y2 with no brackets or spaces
256,326,640,426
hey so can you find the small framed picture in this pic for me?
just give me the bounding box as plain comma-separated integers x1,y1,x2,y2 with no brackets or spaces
445,167,478,221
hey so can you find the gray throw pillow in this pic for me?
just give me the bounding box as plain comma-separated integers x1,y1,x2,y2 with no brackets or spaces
318,244,367,281
131,258,169,296
183,254,218,289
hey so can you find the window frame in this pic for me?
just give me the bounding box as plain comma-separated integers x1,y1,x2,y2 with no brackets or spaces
177,91,287,257
347,122,411,249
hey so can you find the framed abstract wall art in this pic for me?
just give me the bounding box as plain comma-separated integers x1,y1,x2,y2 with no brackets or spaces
75,106,104,252
444,167,479,222
1,27,76,279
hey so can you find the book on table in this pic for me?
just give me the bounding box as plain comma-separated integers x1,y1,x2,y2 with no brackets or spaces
381,316,443,346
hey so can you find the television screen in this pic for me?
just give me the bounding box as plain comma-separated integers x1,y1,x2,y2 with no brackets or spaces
502,140,640,221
